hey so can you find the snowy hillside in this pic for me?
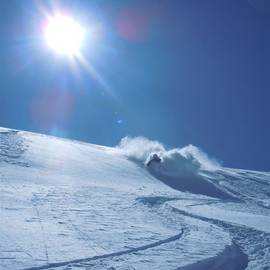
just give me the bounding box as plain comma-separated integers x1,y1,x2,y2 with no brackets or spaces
0,127,270,270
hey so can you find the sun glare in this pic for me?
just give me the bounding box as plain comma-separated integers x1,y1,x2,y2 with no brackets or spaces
44,15,85,56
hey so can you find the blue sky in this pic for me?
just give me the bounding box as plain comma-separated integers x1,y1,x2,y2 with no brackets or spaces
0,0,269,171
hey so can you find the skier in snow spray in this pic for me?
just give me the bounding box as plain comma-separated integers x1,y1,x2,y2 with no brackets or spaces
146,153,161,166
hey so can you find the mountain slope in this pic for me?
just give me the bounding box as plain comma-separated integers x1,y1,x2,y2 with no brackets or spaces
0,127,269,270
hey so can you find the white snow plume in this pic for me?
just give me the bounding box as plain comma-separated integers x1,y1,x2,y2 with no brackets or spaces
118,137,220,174
118,137,228,198
117,136,165,162
158,147,201,177
175,144,220,172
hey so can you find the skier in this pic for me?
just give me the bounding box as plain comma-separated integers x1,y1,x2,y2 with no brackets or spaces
146,153,161,166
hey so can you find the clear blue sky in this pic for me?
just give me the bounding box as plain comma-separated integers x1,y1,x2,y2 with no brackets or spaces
0,0,269,171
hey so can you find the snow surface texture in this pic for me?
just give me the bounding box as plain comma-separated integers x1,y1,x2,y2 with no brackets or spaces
0,129,270,270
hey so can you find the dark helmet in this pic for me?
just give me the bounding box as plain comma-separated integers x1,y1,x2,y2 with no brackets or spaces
152,153,161,161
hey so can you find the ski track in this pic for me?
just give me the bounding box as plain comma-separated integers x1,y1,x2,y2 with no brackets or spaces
59,195,246,270
177,243,248,270
31,194,50,264
22,230,184,270
166,200,270,270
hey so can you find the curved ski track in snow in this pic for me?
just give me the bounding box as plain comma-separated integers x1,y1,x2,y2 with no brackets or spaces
22,230,184,270
177,243,248,270
166,200,270,270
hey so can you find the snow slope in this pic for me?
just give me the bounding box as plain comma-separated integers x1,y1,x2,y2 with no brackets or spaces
0,128,269,270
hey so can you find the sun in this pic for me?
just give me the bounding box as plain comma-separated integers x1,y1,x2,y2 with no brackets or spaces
44,15,85,56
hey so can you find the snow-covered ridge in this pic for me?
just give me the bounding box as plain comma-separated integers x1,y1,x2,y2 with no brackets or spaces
1,127,270,269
